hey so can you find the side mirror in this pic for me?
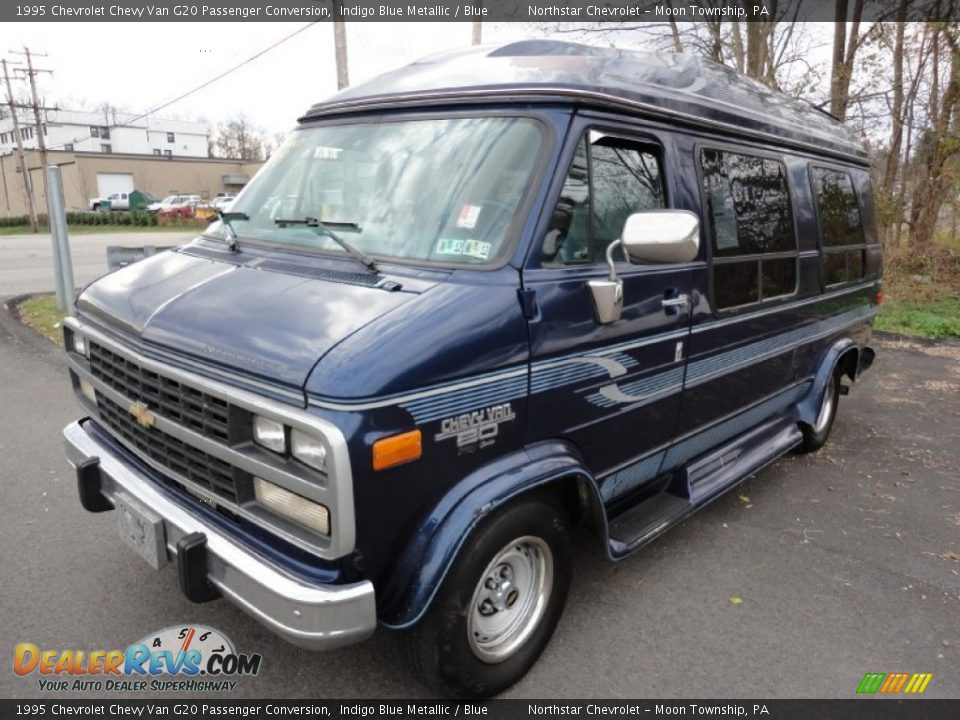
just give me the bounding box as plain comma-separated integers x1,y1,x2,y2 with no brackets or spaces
588,210,700,324
621,210,700,264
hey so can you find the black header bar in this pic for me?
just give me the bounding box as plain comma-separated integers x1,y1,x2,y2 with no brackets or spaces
3,0,938,24
2,699,959,719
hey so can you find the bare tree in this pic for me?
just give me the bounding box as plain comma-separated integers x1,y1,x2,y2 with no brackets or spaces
907,23,960,247
210,115,270,161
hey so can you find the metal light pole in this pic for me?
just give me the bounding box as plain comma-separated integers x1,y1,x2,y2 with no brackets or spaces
46,164,75,314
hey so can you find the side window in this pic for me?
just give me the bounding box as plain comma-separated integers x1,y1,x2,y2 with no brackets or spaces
701,148,797,309
811,167,866,286
543,133,665,265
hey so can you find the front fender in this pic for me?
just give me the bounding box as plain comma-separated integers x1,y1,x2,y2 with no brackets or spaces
378,440,603,629
797,338,860,427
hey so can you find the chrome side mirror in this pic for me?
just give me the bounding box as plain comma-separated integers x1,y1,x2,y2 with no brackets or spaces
621,210,700,264
588,210,700,325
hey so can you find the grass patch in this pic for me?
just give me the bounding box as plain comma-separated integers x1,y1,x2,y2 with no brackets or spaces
0,224,196,236
877,244,960,340
16,294,65,345
876,295,960,339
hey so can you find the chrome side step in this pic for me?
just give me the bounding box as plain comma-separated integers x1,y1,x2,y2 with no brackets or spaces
607,417,803,558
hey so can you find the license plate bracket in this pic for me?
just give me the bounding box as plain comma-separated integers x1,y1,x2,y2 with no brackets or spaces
116,491,168,570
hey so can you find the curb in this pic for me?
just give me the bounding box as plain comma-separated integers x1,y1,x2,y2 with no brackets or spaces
873,329,960,348
0,293,68,370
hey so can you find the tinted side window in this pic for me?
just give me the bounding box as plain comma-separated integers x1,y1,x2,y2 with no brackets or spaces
701,148,797,310
812,166,867,286
543,139,590,263
543,134,665,265
813,168,863,247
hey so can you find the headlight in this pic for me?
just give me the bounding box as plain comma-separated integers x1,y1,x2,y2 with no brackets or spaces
253,415,286,453
291,429,327,471
73,333,88,357
253,477,329,535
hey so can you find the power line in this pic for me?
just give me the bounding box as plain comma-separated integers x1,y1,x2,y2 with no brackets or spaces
43,22,320,151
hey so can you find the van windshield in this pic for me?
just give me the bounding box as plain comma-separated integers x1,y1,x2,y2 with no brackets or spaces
205,117,545,266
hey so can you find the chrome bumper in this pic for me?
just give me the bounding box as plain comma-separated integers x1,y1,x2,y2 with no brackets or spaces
63,419,377,651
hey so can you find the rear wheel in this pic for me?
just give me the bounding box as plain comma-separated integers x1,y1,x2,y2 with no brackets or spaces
798,368,841,453
401,494,572,698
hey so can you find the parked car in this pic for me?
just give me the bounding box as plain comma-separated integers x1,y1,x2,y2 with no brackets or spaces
147,194,203,213
62,42,881,699
212,194,236,211
156,199,213,220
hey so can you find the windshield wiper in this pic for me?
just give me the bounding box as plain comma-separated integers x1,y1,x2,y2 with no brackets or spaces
274,217,377,274
216,210,248,252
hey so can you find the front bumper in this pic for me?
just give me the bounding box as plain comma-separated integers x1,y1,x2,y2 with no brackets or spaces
64,419,377,651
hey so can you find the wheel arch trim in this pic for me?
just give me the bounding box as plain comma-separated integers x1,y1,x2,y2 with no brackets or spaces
379,440,605,629
797,338,859,428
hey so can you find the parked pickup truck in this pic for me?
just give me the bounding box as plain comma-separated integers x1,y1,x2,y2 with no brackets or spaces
88,190,157,212
62,41,881,698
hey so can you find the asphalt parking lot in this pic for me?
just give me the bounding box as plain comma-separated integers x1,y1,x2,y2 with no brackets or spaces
0,301,957,699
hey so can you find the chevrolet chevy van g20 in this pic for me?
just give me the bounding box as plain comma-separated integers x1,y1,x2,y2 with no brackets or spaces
63,41,880,698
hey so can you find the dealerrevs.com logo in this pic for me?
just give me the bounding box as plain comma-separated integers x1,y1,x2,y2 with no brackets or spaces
14,625,262,692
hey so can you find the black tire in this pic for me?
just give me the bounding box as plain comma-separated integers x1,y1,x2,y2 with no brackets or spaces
400,494,572,698
798,366,841,453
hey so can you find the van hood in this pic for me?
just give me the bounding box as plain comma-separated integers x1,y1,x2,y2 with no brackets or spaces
77,249,419,390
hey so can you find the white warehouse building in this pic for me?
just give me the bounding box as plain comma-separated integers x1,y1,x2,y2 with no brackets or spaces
0,108,208,158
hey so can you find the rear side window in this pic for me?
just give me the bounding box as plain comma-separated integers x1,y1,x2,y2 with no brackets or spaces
543,133,665,265
811,167,866,285
700,148,797,309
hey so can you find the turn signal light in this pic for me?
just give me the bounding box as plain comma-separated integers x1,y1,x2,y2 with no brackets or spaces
373,430,422,471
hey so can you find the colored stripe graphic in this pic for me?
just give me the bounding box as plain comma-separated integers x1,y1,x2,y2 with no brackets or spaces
857,672,932,694
856,673,885,693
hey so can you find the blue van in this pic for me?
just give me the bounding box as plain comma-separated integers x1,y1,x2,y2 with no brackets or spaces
63,41,881,697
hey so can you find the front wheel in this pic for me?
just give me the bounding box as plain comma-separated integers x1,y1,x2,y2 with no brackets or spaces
400,494,572,698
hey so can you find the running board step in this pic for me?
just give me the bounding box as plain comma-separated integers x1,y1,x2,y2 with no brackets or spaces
686,418,803,505
607,418,804,557
609,492,691,556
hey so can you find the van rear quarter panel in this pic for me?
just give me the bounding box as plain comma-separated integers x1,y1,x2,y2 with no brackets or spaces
669,130,879,440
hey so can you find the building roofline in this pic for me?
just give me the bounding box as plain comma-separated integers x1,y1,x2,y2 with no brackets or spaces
19,148,261,164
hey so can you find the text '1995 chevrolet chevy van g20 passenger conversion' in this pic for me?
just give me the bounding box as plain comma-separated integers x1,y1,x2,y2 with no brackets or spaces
62,41,881,697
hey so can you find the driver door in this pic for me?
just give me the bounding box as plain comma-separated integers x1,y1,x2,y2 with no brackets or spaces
524,123,694,505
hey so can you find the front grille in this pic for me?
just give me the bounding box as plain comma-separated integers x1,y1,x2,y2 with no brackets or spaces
96,391,240,503
89,342,232,442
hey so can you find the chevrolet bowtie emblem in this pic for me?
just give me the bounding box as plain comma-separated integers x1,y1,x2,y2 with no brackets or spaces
128,401,156,428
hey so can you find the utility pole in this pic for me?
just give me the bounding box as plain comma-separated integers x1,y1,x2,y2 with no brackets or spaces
11,47,53,216
333,1,349,90
1,58,38,232
471,1,482,44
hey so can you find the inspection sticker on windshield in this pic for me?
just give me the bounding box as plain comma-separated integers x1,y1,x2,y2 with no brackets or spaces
435,238,492,260
456,204,482,229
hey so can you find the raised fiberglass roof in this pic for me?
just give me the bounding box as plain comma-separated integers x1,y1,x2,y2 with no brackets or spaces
302,40,866,163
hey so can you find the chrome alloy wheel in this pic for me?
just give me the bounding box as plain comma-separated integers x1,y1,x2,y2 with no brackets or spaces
466,536,554,664
814,373,837,434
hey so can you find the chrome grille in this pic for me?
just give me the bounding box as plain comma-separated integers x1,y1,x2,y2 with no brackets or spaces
96,391,240,503
89,342,232,442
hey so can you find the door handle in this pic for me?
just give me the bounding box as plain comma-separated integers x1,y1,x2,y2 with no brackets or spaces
662,293,690,310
